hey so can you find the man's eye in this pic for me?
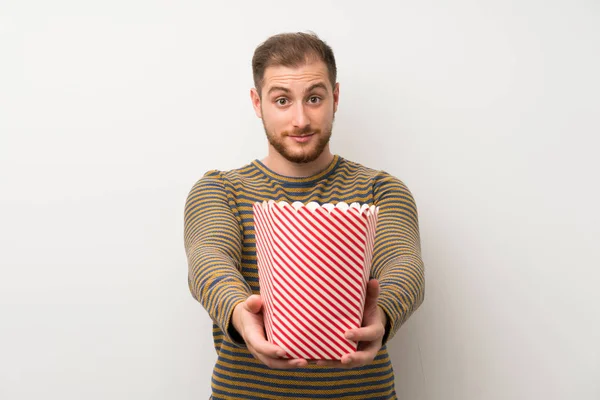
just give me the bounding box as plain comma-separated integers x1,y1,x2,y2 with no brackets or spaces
308,96,321,104
276,98,288,106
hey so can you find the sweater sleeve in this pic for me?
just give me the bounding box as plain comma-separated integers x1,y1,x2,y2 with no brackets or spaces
371,171,425,345
184,170,252,346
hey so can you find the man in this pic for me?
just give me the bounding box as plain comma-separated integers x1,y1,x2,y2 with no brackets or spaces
184,32,425,399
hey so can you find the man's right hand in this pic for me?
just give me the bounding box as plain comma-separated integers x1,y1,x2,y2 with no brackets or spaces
232,295,308,369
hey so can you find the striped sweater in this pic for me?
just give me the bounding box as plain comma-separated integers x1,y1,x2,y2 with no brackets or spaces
184,154,425,399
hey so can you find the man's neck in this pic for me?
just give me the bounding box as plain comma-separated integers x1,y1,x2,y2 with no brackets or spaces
261,148,334,178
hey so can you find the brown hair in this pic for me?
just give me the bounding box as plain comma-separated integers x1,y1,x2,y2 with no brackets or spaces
252,32,337,97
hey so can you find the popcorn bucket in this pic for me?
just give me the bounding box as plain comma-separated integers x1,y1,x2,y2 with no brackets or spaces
252,200,379,360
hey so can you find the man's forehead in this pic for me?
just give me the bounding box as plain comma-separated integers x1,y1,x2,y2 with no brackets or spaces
266,82,329,97
262,62,331,92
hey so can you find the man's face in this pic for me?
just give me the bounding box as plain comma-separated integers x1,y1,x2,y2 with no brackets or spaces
251,60,339,164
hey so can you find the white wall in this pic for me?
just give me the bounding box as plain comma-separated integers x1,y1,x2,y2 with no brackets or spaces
1,1,598,399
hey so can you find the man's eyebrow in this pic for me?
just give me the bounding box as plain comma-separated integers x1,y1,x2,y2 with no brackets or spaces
267,86,290,95
266,82,329,96
306,82,328,93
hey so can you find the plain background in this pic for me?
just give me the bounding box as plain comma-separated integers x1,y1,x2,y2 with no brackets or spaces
1,1,599,399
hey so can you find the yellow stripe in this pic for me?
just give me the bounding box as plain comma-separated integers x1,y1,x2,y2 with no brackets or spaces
214,360,393,382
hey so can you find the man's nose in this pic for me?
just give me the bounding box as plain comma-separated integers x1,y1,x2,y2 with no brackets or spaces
291,103,310,129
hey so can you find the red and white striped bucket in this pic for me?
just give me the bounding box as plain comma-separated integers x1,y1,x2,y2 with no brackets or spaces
253,200,379,360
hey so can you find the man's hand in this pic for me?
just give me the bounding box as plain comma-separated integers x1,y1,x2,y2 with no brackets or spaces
317,279,387,369
232,294,308,369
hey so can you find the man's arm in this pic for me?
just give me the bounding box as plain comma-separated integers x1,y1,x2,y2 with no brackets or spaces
184,170,252,345
371,171,426,345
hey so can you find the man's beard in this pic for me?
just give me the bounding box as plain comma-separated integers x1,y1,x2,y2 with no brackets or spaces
262,119,334,164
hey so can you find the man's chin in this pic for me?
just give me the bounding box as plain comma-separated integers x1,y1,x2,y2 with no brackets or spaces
288,152,323,164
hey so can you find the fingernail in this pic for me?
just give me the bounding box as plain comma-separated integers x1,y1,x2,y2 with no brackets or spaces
346,332,355,340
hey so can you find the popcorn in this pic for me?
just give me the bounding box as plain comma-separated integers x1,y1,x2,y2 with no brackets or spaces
253,200,379,360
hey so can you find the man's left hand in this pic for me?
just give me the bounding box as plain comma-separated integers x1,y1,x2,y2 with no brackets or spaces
316,279,387,369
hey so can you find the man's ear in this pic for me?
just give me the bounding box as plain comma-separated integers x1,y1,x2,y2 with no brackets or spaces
250,88,262,118
333,82,340,113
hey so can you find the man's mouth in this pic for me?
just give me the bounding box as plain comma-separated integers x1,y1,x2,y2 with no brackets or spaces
289,133,315,142
289,133,315,137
